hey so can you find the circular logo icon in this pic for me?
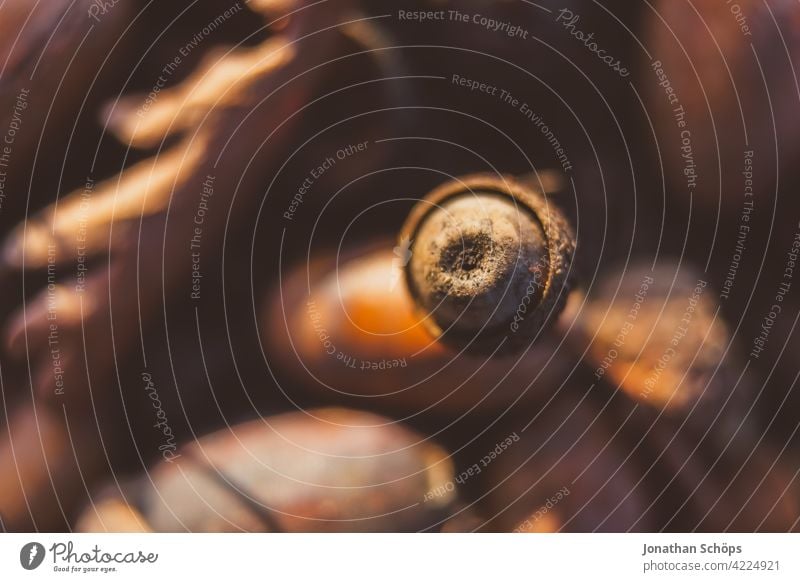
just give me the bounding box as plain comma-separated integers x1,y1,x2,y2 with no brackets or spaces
19,542,45,570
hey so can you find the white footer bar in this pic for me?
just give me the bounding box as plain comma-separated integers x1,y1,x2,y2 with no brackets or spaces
1,533,798,580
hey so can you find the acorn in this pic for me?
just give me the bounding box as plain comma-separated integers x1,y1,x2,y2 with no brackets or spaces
76,408,456,532
401,174,575,354
266,247,576,418
566,261,729,411
265,174,577,417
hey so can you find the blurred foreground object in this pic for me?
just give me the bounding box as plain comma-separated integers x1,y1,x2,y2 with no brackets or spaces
77,408,455,532
569,261,728,411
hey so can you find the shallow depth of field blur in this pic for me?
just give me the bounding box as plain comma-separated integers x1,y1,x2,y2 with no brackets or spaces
0,0,798,532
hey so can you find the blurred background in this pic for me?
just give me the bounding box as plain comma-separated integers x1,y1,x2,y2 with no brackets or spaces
0,0,798,532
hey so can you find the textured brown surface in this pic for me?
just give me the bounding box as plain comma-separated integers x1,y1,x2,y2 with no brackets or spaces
401,174,576,354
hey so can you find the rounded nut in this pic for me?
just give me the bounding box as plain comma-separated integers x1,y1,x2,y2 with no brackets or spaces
77,408,456,532
401,174,575,354
571,261,728,411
